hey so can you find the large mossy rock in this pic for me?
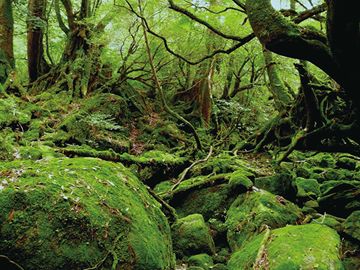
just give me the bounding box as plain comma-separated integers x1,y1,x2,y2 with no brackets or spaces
171,214,216,258
228,224,344,270
225,190,303,250
0,158,174,270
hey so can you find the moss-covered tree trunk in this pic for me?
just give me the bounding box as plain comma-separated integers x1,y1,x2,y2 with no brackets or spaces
0,0,14,84
263,47,292,111
187,0,220,126
221,55,234,100
191,59,215,126
27,0,50,82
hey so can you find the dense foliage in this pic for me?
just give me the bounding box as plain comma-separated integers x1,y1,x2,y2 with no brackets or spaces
0,0,359,269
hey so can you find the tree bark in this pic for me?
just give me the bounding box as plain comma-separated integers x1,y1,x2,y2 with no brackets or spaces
27,0,50,82
0,0,14,84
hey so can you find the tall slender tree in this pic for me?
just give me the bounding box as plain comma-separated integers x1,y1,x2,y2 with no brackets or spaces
0,0,14,84
27,0,50,82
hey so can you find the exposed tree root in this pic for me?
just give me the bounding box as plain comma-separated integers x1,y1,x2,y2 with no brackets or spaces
170,146,213,191
238,62,360,161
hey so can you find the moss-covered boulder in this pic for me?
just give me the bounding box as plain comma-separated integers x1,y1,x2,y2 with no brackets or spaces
172,183,242,221
0,157,174,270
343,211,360,241
311,214,343,233
228,224,344,270
171,214,216,258
225,190,303,250
293,177,320,200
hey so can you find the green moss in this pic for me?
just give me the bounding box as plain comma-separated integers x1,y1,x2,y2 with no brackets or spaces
21,119,44,142
336,157,357,170
0,128,15,161
228,170,253,190
0,157,174,270
343,211,360,241
293,177,320,199
307,153,336,168
123,150,187,166
228,224,344,270
172,169,253,220
154,181,174,194
0,96,34,128
56,93,127,144
226,190,303,250
212,264,228,270
343,257,360,270
303,200,319,208
121,150,188,186
189,153,254,178
311,214,343,232
140,120,188,150
17,144,63,160
254,173,294,198
174,183,237,220
187,254,213,270
172,214,215,258
295,167,311,178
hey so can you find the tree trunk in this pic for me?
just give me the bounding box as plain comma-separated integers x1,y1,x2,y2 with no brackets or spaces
221,56,234,100
0,0,14,84
27,0,50,82
263,47,292,111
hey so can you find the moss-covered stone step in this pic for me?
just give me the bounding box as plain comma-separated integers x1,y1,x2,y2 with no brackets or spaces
228,224,344,270
0,157,174,270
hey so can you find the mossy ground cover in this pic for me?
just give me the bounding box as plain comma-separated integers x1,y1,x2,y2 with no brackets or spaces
1,93,360,269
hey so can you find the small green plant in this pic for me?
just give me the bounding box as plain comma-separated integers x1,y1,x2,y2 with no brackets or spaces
82,112,123,131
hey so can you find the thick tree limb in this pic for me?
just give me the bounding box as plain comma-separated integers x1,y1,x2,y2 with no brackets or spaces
245,0,342,84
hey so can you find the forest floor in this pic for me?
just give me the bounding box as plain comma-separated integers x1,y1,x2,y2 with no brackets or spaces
0,91,359,270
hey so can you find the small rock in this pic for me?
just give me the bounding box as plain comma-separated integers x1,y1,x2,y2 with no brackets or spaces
172,214,216,257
